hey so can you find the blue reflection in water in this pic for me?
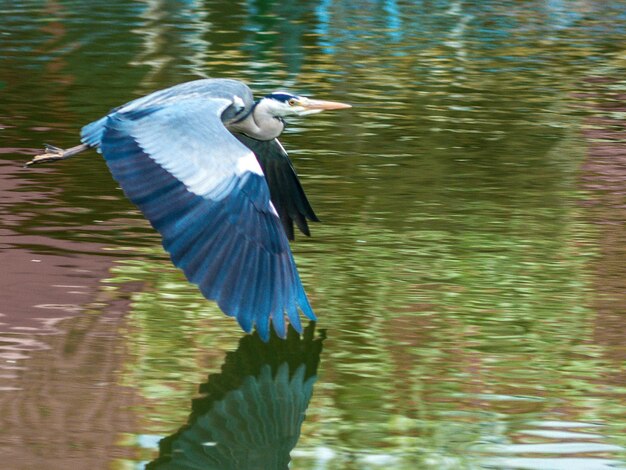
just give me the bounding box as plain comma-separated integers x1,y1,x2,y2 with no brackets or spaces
240,0,318,78
314,0,334,55
383,0,403,43
146,322,324,470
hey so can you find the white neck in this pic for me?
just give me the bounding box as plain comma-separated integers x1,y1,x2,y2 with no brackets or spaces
227,99,285,141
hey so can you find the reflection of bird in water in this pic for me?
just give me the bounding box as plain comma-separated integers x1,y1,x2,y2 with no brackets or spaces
26,79,350,340
146,322,325,470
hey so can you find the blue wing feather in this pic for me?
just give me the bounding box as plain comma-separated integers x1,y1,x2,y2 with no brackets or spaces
89,94,315,339
271,259,287,338
252,251,272,341
235,244,262,332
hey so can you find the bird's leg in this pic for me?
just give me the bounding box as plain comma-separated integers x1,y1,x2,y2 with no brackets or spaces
25,143,91,167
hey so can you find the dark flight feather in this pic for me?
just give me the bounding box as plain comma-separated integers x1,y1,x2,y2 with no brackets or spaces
234,134,319,241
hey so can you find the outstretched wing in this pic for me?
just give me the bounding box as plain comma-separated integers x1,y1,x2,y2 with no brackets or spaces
234,134,319,241
82,95,315,340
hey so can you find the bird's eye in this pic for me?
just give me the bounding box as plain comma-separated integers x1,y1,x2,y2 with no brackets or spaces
288,98,297,106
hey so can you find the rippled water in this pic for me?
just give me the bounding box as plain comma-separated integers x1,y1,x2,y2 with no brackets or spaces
2,1,626,469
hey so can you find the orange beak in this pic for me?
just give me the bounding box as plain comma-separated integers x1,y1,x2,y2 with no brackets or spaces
300,98,352,111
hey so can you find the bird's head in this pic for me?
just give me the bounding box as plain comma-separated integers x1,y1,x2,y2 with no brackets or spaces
260,92,352,118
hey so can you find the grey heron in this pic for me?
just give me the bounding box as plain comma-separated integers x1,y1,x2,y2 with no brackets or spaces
26,78,351,341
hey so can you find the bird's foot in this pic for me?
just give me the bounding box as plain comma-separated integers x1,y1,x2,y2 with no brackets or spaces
25,144,68,167
25,143,89,167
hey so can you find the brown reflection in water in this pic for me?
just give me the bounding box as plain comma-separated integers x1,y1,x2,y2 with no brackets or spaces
0,296,140,469
37,0,76,86
580,77,626,367
0,158,112,332
0,153,138,468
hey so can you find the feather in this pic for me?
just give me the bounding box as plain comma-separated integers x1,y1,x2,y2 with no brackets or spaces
234,134,319,241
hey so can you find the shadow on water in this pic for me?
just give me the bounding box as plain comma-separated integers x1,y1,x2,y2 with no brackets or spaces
146,322,325,470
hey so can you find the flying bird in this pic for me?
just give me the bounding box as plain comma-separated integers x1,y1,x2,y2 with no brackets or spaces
26,78,351,341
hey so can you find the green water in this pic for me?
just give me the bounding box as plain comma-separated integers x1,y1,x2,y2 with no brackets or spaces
1,1,626,469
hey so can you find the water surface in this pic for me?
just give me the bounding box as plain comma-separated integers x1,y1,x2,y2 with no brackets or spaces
1,1,626,469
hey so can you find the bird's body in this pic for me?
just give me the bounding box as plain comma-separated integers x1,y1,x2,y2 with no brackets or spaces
27,78,350,340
